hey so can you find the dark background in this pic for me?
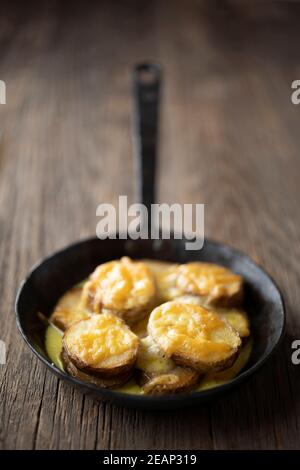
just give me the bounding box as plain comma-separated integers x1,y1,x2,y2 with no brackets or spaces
0,0,300,449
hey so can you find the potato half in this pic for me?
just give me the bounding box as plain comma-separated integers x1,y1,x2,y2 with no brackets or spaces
80,257,156,323
136,336,200,395
176,262,243,307
148,302,241,373
176,295,250,339
63,314,139,377
50,285,90,331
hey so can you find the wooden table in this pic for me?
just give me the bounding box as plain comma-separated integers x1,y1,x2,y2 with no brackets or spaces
1,0,300,450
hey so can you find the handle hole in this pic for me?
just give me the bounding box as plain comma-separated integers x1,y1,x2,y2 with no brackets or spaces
136,64,159,86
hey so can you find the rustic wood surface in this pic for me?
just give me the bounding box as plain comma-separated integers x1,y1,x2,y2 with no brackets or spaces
0,0,300,450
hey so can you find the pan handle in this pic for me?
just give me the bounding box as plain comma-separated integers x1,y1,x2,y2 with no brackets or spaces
133,63,161,231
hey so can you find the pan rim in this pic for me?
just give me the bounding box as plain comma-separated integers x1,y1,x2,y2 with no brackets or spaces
15,236,286,406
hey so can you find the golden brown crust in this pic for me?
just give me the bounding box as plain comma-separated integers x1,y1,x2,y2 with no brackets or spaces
148,301,241,373
176,262,243,307
80,257,156,323
63,314,139,377
61,348,132,388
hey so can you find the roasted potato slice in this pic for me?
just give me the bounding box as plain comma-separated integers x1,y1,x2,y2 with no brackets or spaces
63,314,139,377
141,368,200,395
50,286,90,331
176,262,243,307
176,295,250,338
80,257,156,323
136,336,200,395
61,348,132,388
148,301,241,373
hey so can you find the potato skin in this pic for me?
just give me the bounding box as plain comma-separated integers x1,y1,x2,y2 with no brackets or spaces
61,348,132,388
137,367,200,395
170,347,240,374
64,346,138,378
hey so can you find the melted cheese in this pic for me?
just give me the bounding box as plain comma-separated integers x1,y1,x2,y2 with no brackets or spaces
80,257,156,315
148,302,241,362
217,308,250,338
136,336,175,374
175,295,250,338
64,314,139,367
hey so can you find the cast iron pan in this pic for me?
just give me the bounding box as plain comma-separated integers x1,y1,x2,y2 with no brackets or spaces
15,64,285,410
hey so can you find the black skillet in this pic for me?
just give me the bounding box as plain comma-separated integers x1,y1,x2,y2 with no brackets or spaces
15,63,285,410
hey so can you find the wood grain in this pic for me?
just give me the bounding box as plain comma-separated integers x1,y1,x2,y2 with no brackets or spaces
0,0,300,450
